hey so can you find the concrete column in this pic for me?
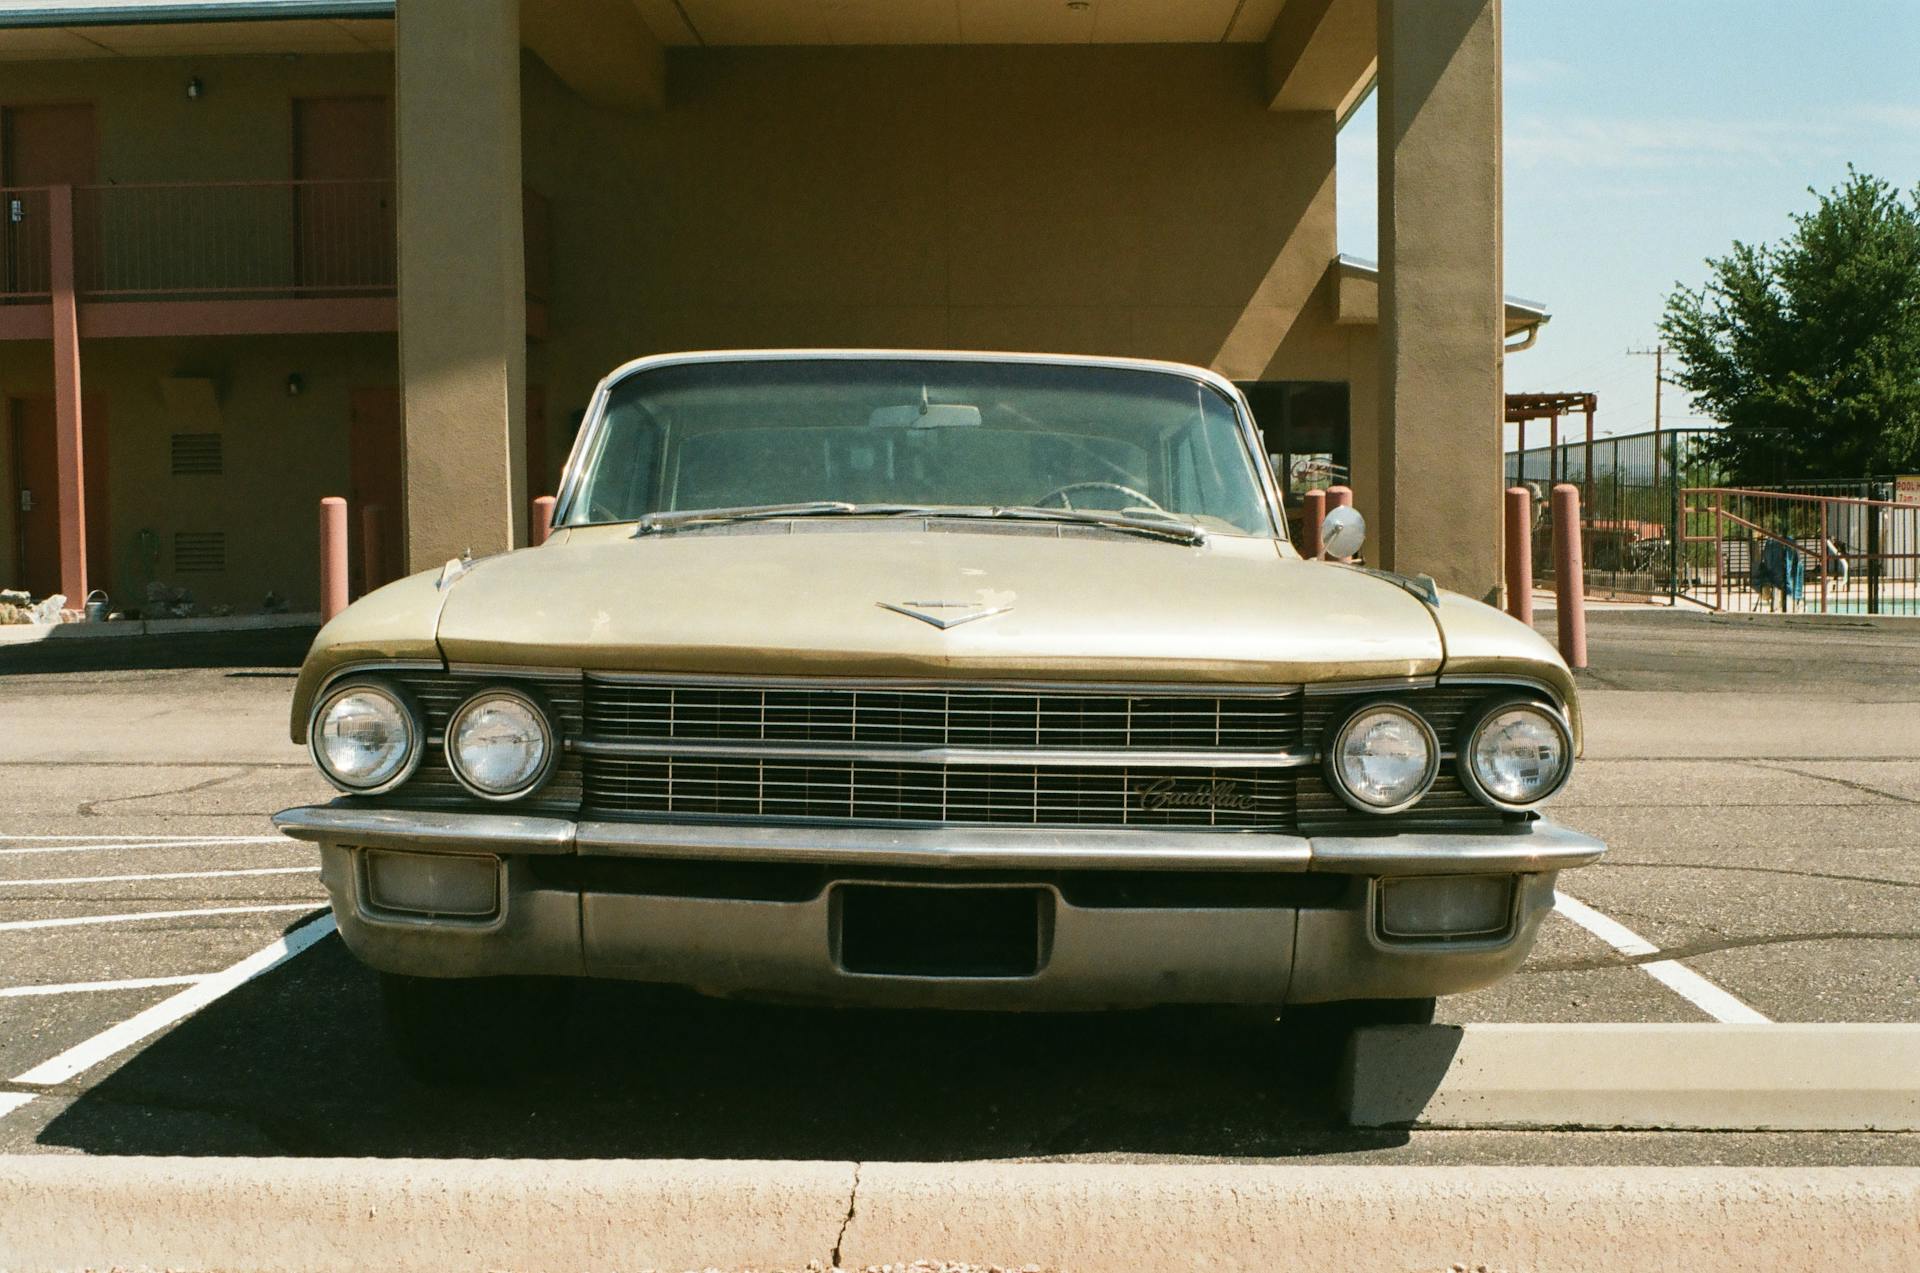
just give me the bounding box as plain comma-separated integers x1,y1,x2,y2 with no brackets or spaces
48,185,88,606
1375,0,1503,599
396,0,526,570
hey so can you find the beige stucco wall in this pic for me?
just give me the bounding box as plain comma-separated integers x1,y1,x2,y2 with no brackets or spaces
519,44,1374,519
0,334,396,612
0,53,389,183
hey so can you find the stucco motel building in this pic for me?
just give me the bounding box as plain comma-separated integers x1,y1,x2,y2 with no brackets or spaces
0,0,1545,616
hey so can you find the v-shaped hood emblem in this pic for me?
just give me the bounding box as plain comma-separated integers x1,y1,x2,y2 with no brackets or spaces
876,600,1014,630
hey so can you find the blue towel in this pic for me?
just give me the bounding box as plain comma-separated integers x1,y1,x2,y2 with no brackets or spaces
1756,539,1804,601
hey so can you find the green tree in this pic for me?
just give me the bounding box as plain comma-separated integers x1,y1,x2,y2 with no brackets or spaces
1661,169,1920,483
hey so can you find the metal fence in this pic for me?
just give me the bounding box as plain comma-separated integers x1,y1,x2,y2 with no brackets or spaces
1,186,53,299
1679,486,1920,616
1505,428,1719,598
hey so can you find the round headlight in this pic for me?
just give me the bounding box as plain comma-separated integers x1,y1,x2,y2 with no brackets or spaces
311,681,421,794
1460,699,1573,810
446,689,555,800
1326,703,1439,814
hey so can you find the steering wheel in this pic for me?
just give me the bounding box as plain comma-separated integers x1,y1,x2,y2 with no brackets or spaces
1033,481,1167,513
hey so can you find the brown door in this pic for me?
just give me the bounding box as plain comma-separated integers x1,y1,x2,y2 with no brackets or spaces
293,97,393,291
348,387,403,595
8,396,108,600
1,103,97,293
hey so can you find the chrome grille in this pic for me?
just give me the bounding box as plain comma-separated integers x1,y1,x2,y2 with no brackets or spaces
585,678,1299,751
586,757,1294,828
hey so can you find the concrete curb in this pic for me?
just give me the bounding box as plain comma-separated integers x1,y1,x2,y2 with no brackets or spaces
0,1156,857,1272
0,613,320,644
1345,1023,1920,1130
846,1163,1920,1273
3,1158,1918,1273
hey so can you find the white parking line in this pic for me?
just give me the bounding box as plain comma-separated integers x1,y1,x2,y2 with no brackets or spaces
0,866,317,888
0,912,336,1122
0,903,320,933
0,836,288,857
0,975,207,999
1554,891,1772,1025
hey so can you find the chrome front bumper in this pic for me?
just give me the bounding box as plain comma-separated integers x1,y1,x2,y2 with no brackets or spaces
274,804,1604,1010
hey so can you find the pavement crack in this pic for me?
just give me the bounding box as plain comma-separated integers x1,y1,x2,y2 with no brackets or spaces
1531,929,1920,973
832,1161,861,1269
77,767,253,818
1590,860,1920,891
1743,760,1920,806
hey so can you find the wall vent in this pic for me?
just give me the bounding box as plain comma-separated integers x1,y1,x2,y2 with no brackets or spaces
170,432,223,477
174,531,227,574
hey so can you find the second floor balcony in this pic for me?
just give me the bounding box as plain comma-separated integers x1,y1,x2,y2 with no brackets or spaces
0,179,550,340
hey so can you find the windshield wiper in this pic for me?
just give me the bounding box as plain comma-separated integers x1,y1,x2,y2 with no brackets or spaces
971,506,1208,545
635,502,941,534
634,501,1207,544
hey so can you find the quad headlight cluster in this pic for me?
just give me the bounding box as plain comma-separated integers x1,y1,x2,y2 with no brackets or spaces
309,679,556,801
1324,694,1573,816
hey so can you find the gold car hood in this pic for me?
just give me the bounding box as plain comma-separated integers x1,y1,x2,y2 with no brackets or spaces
433,522,1444,684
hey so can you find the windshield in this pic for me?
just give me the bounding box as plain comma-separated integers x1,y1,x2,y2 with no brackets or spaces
559,358,1278,537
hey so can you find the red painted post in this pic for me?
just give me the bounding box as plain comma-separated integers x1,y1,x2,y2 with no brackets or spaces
48,184,88,607
360,504,383,597
1552,483,1587,668
531,494,556,547
1504,486,1533,625
1326,484,1354,511
320,497,349,622
1300,489,1326,558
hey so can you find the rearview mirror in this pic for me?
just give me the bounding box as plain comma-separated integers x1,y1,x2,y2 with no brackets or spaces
1321,505,1366,559
868,402,982,429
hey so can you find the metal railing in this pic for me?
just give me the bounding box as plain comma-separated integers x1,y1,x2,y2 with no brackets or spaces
75,179,395,297
0,179,552,305
1,186,53,298
1506,428,1719,599
1680,486,1920,616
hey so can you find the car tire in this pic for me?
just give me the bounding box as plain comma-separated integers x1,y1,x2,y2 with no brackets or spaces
379,972,572,1086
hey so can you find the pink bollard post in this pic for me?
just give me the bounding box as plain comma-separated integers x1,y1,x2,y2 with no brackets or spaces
319,497,348,622
1551,483,1587,668
1504,486,1533,626
531,495,556,546
1327,484,1353,511
1300,489,1327,558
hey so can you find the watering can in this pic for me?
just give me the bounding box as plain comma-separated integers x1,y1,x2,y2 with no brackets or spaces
84,589,110,623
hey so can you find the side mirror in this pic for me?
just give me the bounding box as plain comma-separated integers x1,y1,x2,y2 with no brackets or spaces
1321,505,1366,559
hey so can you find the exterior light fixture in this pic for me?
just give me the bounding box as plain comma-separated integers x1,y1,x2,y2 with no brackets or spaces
186,76,205,100
286,373,305,398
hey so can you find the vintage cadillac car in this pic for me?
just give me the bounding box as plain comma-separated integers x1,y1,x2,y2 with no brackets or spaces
275,350,1602,1072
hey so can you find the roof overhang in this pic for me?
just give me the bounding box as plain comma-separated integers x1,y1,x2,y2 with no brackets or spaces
0,0,389,24
1331,255,1551,348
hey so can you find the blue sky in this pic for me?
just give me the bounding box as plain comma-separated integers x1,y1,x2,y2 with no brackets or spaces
1337,0,1920,439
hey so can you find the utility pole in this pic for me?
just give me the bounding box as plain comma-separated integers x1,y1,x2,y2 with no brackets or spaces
1627,344,1665,490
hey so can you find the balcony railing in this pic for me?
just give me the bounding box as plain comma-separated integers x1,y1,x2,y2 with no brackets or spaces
1,179,550,305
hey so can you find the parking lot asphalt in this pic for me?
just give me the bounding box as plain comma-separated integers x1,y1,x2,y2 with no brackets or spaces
1,611,1917,1164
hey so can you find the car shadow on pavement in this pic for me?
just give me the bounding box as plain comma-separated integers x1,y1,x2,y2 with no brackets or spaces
35,934,1405,1160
